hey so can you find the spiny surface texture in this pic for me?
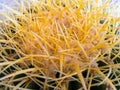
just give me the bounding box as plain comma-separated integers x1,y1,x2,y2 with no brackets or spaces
0,0,120,90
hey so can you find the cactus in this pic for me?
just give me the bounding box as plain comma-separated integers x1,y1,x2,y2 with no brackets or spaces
0,0,120,90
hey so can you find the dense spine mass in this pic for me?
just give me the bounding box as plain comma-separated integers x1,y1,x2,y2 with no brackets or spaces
0,0,120,90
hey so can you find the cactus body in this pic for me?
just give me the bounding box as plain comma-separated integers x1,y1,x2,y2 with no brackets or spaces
0,0,120,90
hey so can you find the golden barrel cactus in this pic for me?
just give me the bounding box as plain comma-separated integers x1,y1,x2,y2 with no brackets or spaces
0,0,120,90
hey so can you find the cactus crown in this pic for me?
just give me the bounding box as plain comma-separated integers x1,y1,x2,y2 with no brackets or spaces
0,0,120,90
